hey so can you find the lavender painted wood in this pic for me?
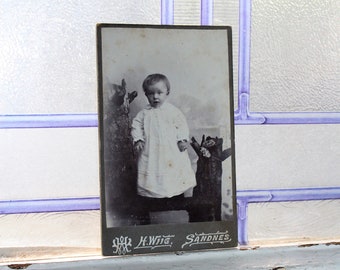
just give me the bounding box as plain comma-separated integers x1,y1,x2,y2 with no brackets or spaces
234,0,253,124
0,114,98,129
237,0,251,97
234,93,266,124
2,111,340,129
3,187,338,215
0,197,100,214
261,112,340,124
200,0,213,25
161,0,174,25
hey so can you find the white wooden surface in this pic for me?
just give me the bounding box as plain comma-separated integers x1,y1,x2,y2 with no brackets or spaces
1,245,339,270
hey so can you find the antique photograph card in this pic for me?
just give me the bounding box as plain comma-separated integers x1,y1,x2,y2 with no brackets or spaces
97,24,237,256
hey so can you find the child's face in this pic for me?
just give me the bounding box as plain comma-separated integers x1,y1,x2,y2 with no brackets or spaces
145,80,169,108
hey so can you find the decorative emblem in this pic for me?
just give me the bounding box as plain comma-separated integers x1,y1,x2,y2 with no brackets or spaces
112,236,133,255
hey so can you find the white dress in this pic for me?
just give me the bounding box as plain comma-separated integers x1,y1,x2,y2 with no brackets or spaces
131,102,196,198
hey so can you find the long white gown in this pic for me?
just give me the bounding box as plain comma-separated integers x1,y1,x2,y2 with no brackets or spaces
131,102,196,198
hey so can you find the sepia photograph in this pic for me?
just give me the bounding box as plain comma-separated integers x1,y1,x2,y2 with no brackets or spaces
97,24,237,256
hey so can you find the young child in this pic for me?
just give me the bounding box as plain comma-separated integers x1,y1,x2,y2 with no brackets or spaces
131,74,196,210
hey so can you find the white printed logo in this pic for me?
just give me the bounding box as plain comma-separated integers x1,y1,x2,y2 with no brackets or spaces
112,236,132,255
181,231,231,248
135,235,175,250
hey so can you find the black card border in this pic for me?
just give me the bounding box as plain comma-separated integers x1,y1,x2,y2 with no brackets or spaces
97,23,238,256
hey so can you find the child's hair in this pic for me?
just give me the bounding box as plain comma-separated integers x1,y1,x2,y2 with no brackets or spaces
142,73,170,94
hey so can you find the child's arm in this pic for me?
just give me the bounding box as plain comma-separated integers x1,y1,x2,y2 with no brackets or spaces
174,108,190,151
131,111,145,155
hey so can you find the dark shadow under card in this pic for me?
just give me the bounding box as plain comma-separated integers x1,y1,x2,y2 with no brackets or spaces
97,24,237,256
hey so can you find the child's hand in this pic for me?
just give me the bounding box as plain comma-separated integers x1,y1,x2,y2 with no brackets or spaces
177,140,188,152
134,140,145,155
